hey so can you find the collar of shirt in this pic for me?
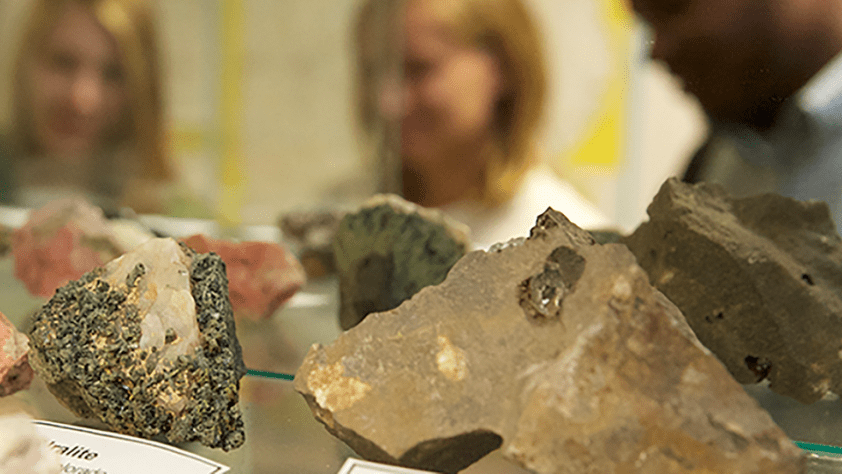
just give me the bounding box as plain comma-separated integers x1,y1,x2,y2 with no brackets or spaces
798,49,842,129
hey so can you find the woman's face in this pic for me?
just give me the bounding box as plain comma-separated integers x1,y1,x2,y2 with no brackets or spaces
379,0,505,169
26,2,128,159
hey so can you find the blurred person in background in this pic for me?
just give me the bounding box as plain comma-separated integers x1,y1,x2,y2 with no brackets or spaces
0,0,173,214
354,0,611,250
632,0,842,232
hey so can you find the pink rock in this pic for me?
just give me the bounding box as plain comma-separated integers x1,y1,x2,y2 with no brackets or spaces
0,312,33,396
182,234,306,320
13,198,124,298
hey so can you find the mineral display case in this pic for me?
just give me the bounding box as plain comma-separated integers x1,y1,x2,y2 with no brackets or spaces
1,205,842,474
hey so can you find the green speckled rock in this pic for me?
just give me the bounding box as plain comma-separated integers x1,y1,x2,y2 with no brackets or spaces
27,238,246,451
334,194,470,330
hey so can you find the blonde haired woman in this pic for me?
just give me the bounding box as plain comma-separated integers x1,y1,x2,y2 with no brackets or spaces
1,0,171,214
354,0,610,249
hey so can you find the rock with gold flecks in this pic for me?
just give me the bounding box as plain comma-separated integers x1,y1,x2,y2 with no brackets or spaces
28,238,246,450
295,209,805,474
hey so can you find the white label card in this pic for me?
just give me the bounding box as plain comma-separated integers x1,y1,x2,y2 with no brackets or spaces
338,458,437,474
34,420,229,474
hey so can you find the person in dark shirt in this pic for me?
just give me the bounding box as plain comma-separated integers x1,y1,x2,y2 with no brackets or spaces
631,0,842,232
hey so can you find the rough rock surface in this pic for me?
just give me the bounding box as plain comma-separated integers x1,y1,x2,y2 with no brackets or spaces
279,209,345,279
334,194,470,330
624,178,842,404
0,312,33,396
13,198,126,298
28,238,246,450
181,234,306,320
0,413,61,474
296,210,804,474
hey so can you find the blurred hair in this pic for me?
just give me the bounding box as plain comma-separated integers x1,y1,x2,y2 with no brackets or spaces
353,0,547,206
10,0,170,182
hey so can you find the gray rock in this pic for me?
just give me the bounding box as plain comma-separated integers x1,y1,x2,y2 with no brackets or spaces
27,238,246,451
333,194,470,330
624,178,842,404
296,209,804,474
279,209,345,279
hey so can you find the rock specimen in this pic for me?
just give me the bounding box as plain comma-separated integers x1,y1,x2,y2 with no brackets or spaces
0,312,33,396
624,178,842,404
279,209,345,279
181,234,306,320
334,194,470,330
27,238,247,451
296,210,805,474
13,198,128,298
0,413,61,474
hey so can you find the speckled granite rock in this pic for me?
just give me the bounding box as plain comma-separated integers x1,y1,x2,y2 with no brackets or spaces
334,194,470,330
296,209,804,474
0,413,61,474
28,238,246,450
13,198,126,298
624,178,842,404
181,234,306,320
0,312,33,396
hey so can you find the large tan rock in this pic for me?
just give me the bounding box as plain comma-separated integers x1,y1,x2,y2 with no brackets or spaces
295,210,804,474
624,179,842,404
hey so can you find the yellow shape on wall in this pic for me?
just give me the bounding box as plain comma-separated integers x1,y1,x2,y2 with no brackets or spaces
219,0,246,228
567,0,634,169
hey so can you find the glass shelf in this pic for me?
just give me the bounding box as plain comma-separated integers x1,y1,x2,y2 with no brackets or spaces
2,213,842,473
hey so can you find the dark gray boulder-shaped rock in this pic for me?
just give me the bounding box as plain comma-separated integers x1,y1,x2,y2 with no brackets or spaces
28,238,247,451
334,194,470,330
296,209,804,474
624,178,842,404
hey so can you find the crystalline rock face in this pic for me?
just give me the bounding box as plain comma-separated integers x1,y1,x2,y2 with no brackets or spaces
27,238,246,451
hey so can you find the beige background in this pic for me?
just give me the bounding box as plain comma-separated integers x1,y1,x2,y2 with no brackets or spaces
0,0,705,230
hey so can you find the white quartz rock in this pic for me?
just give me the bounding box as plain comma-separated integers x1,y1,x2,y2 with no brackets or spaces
101,238,201,359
